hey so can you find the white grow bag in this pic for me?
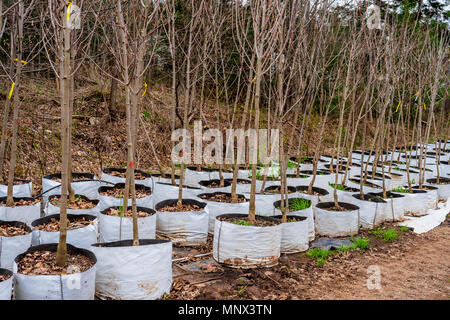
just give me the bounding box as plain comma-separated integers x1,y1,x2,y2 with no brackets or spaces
13,244,97,300
184,167,216,188
273,198,314,241
31,214,98,250
0,180,32,198
369,192,406,222
254,186,297,216
155,199,208,246
0,221,32,271
392,190,428,217
0,198,40,226
273,215,309,253
98,207,156,243
426,178,450,201
213,214,282,268
152,182,202,209
91,239,172,300
412,185,438,210
0,268,13,300
350,194,386,229
196,192,249,234
42,173,99,200
44,194,101,217
97,183,153,211
224,178,253,194
315,202,360,237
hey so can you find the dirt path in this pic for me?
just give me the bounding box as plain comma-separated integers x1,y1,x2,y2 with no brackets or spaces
170,215,450,300
304,218,450,299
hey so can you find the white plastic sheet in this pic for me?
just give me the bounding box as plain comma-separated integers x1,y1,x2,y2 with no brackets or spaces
155,199,209,246
398,197,450,234
213,214,281,268
0,180,32,198
315,202,359,237
98,207,156,243
0,221,32,271
92,239,172,300
0,200,40,227
13,244,97,300
0,269,13,300
31,214,98,250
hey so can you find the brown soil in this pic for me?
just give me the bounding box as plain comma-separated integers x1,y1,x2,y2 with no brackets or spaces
159,203,203,212
0,274,11,282
108,170,148,180
324,206,351,212
100,187,150,198
35,217,94,232
265,187,295,194
0,199,39,207
17,250,95,276
203,181,223,188
0,223,31,237
104,207,153,218
199,193,247,203
50,196,97,209
169,217,450,300
297,189,321,196
218,216,281,227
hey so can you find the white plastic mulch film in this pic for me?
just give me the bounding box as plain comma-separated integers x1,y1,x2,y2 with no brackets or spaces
0,269,13,300
31,214,98,250
0,180,32,198
155,199,209,246
213,214,282,268
98,207,156,243
92,239,172,300
0,221,32,271
315,202,359,237
0,200,40,226
196,192,249,234
13,244,97,300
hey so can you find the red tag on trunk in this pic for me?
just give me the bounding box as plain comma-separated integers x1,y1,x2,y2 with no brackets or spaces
130,161,134,168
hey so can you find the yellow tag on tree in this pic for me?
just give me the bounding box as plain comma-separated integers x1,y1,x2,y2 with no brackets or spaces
395,100,401,112
67,2,72,21
142,83,148,97
8,82,15,100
